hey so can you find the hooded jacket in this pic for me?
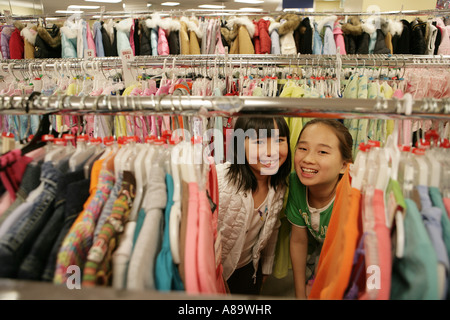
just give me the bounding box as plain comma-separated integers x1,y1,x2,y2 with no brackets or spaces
410,19,427,54
92,21,104,57
179,19,190,55
139,21,152,56
35,24,62,59
100,21,115,57
319,16,337,54
382,19,403,55
216,163,285,280
159,18,180,55
158,27,169,56
342,17,363,54
425,22,438,55
361,18,377,54
1,25,14,59
21,25,38,59
185,17,203,55
395,20,411,54
60,23,78,58
277,14,301,55
294,17,313,54
225,17,256,55
146,15,160,56
333,20,346,55
254,19,271,54
9,22,25,59
268,18,281,54
133,19,140,56
115,18,133,56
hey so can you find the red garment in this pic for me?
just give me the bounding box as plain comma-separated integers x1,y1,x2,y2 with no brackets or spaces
257,19,271,54
184,182,200,294
0,149,33,202
309,165,362,300
206,157,227,294
253,20,260,54
9,28,24,60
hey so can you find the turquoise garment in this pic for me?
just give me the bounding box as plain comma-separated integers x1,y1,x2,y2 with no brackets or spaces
390,199,439,300
429,186,450,299
132,207,146,250
155,174,184,291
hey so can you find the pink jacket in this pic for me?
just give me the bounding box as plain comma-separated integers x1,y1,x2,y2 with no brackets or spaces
333,21,346,55
158,28,170,56
86,23,97,57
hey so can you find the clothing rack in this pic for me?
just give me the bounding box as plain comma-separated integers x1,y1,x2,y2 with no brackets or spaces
2,55,450,75
2,8,450,21
1,95,449,120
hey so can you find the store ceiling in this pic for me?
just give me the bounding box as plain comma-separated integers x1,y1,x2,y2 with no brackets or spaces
13,0,284,16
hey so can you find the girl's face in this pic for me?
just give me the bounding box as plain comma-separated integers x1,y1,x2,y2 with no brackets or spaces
294,123,347,188
245,121,289,177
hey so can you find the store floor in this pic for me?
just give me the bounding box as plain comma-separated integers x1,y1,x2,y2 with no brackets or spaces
260,269,296,298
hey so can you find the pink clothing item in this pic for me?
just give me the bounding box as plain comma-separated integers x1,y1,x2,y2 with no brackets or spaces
0,149,33,203
207,157,227,294
436,18,450,55
360,189,391,300
184,182,200,294
444,198,450,219
216,24,225,54
392,89,404,99
158,28,170,56
130,87,143,96
86,23,97,57
129,22,135,56
333,22,346,55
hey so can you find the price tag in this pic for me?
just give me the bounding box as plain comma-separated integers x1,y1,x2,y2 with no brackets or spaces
120,48,135,87
84,49,95,59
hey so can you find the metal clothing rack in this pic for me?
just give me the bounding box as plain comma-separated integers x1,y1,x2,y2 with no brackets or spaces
0,95,449,120
2,55,450,76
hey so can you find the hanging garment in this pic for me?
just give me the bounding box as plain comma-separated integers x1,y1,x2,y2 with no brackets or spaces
294,17,313,54
254,19,271,54
92,21,105,57
17,166,86,280
115,18,133,55
1,25,14,59
82,170,136,287
0,161,61,278
333,20,346,55
268,18,281,55
53,158,115,284
227,17,256,54
9,24,24,60
390,197,439,300
309,165,362,300
60,24,78,59
342,17,363,54
21,24,38,59
34,24,62,59
277,14,301,55
179,20,190,55
100,21,116,57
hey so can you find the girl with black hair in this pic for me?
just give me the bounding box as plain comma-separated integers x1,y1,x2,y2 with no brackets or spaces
216,116,291,295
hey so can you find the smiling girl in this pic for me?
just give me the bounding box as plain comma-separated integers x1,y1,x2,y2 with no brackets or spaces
287,119,353,299
216,116,291,295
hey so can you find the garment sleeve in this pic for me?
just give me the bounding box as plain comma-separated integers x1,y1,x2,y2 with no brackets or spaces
286,173,307,227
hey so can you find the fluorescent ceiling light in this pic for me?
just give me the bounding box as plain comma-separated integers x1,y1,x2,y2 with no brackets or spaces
0,0,43,8
283,8,300,12
85,0,122,3
147,3,152,6
68,5,100,9
55,10,85,13
234,0,264,4
239,7,263,11
161,2,180,6
198,4,226,9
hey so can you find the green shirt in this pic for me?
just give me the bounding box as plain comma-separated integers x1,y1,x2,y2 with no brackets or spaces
286,172,335,281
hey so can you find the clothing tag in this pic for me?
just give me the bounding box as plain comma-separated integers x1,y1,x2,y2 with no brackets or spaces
120,48,135,87
84,49,95,59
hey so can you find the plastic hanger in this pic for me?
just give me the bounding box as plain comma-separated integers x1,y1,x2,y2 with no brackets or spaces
424,129,442,189
127,142,149,222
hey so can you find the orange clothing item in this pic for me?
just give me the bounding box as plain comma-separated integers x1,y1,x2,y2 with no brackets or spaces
70,158,105,228
309,165,362,300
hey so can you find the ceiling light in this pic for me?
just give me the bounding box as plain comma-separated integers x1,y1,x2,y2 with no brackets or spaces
161,2,180,6
55,10,85,13
239,7,263,11
198,4,226,9
68,5,100,9
84,0,122,3
234,0,264,4
147,3,152,6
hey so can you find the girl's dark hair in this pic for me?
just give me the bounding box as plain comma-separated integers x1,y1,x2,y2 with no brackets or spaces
298,119,354,164
226,116,291,192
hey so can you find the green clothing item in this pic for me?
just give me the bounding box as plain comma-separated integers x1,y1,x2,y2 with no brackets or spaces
286,172,334,280
273,117,303,279
390,198,439,300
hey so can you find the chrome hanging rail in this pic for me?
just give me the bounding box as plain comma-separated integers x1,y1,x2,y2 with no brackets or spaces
0,95,448,120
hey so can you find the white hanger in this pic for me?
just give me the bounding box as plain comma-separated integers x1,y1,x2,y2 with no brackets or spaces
351,143,369,191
